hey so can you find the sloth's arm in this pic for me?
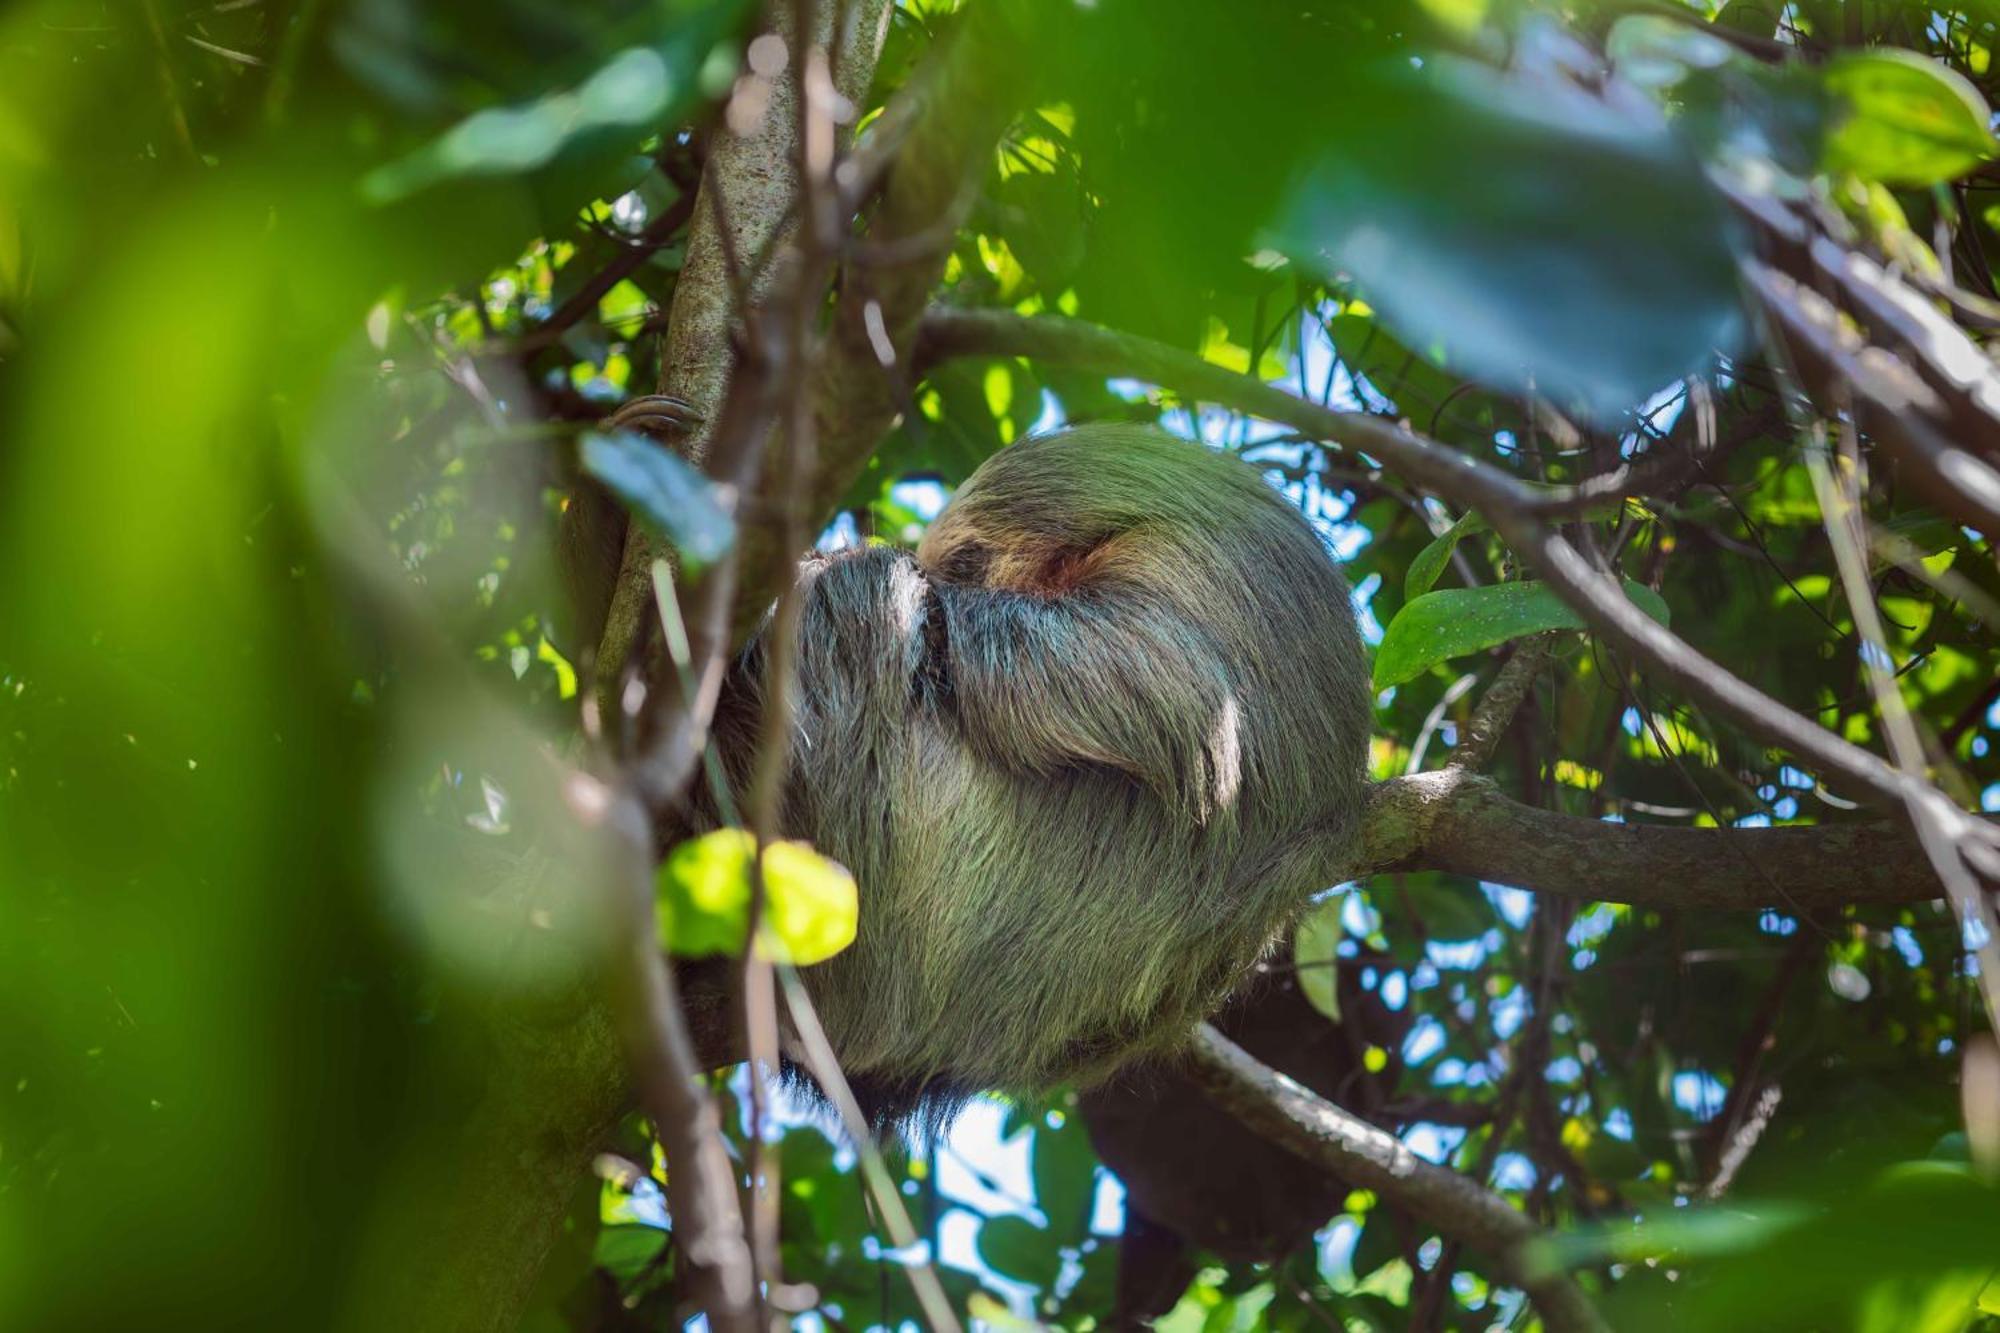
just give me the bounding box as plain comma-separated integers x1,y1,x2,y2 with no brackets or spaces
931,583,1242,825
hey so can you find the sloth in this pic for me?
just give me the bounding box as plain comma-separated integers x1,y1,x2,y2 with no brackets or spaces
696,422,1373,1124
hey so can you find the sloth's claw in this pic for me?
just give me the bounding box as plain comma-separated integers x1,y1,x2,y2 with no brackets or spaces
602,393,704,438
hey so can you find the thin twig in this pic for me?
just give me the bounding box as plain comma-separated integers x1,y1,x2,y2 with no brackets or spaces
776,966,964,1333
513,190,700,355
591,784,759,1333
1805,423,2000,1030
1449,635,1556,774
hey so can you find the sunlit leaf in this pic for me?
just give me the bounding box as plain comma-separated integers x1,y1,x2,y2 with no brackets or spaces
1373,579,1671,690
758,840,860,965
1417,0,1487,38
656,830,858,964
1824,49,1998,186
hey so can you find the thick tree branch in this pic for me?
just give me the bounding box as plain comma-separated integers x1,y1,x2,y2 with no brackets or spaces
725,2,1037,643
1186,1024,1607,1333
1361,769,1954,910
594,0,897,686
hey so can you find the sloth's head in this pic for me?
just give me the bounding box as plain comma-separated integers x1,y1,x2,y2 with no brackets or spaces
713,423,1372,1128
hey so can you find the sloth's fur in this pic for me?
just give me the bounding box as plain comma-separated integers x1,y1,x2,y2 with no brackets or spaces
706,424,1372,1126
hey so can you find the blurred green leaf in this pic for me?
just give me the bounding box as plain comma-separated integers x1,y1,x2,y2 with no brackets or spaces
1594,1163,2000,1330
1280,60,1744,421
1350,1212,1402,1281
1374,579,1670,690
1396,875,1490,943
1824,49,1997,186
1605,15,1738,91
580,430,736,567
590,1225,667,1281
362,31,727,203
655,830,857,964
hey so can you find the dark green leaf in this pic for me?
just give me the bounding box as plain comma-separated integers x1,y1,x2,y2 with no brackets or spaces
976,1214,1061,1289
1404,510,1486,601
1350,1210,1402,1280
1030,1113,1099,1242
591,1225,667,1282
1396,874,1491,943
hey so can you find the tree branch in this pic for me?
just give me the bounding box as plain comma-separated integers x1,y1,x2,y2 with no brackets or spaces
1447,636,1553,774
1363,769,1956,910
601,787,758,1333
1185,1024,1607,1333
593,0,897,686
725,2,1037,643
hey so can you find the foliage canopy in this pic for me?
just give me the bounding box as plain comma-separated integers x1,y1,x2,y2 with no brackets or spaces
5,0,2000,1329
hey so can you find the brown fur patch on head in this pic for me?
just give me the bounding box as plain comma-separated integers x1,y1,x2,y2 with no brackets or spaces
987,533,1129,596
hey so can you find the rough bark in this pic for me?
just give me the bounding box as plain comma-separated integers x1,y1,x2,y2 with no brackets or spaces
594,0,897,686
357,15,1052,1327
1362,769,1954,909
727,1,1038,642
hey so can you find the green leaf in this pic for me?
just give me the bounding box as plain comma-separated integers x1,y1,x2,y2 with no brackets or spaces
1416,0,1487,38
656,830,752,957
1279,59,1744,422
1373,579,1670,690
362,39,720,202
580,430,736,567
1605,14,1738,90
1030,1113,1099,1242
655,830,858,964
1824,49,1998,186
758,840,861,965
1404,510,1486,601
1349,1211,1402,1281
976,1214,1061,1289
591,1225,668,1282
1292,900,1344,1022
